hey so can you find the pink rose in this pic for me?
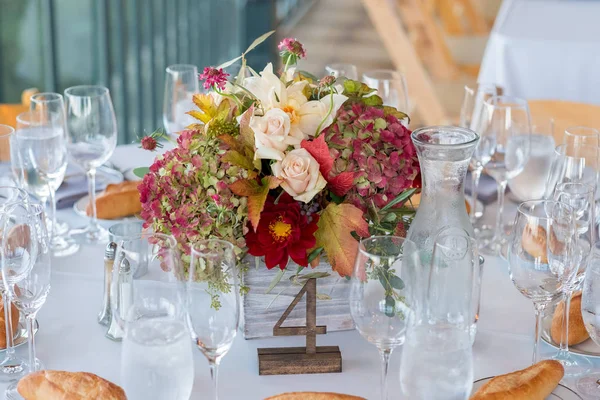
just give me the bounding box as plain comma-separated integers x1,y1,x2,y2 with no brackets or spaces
251,109,300,160
271,149,327,203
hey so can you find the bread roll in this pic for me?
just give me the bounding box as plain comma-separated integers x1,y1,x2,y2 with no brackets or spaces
0,299,19,349
470,360,564,400
104,181,141,194
265,393,365,400
551,291,589,346
521,223,548,263
86,181,142,220
17,370,126,400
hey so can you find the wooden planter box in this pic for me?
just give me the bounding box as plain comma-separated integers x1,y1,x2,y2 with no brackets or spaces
242,257,354,339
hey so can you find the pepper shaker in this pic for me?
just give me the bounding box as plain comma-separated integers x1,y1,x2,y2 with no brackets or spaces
106,258,132,341
98,242,116,326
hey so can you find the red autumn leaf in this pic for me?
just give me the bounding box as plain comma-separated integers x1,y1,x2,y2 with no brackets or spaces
328,171,355,197
301,135,333,177
229,176,280,231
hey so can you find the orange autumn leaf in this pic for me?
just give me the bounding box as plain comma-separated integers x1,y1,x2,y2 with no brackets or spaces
229,176,280,231
315,203,370,277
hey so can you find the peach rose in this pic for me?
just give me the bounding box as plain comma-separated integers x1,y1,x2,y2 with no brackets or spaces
271,149,327,203
251,108,300,160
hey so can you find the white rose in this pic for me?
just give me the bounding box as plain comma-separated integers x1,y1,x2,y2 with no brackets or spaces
271,148,327,203
251,108,300,160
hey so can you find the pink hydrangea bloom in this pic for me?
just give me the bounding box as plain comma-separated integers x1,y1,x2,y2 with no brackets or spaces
141,136,158,151
278,38,306,59
199,67,229,91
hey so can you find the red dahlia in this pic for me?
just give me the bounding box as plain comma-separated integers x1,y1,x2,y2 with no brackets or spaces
245,194,319,270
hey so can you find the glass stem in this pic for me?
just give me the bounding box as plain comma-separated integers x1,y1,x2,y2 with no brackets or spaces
470,167,482,223
379,348,392,400
3,292,14,357
26,313,37,372
493,180,508,243
87,169,98,232
558,290,573,357
209,359,220,400
533,302,546,365
48,187,57,243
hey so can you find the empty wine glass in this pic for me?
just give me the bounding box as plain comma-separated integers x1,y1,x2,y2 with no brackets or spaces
187,240,239,400
461,84,498,223
325,63,358,81
362,70,409,111
507,200,577,364
545,143,599,200
0,187,29,382
64,86,118,244
400,227,476,400
551,182,595,376
1,202,51,400
112,232,194,400
479,96,531,255
163,64,199,135
564,126,600,147
350,236,420,400
579,241,600,397
14,109,79,257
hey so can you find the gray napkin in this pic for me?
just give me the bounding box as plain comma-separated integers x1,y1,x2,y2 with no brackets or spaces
464,171,502,205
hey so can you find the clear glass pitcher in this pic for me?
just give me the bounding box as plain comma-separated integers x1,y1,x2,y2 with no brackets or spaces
406,126,479,254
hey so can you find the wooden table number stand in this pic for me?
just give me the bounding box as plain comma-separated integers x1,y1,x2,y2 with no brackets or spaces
257,278,342,375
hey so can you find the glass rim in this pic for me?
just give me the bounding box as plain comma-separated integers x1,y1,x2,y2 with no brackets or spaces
0,124,14,137
516,199,574,220
0,186,28,203
107,220,145,236
555,181,596,194
191,239,235,256
358,235,415,257
166,64,198,74
117,232,177,248
64,85,109,98
362,69,404,81
565,126,600,137
463,82,498,95
411,125,480,148
484,95,529,110
554,143,600,156
30,92,64,103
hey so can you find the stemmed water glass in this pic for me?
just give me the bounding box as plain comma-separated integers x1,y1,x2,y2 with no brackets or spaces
0,187,29,382
507,200,577,364
564,126,600,147
349,236,419,400
14,108,79,257
460,84,498,223
325,63,358,81
64,85,118,244
1,202,51,400
186,240,239,400
362,70,409,111
112,232,194,400
163,64,199,135
479,96,531,255
400,227,476,400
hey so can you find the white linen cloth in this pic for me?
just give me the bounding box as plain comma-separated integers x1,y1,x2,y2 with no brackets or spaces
478,0,600,105
1,144,594,399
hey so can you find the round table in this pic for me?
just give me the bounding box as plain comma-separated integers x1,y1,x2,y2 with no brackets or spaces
1,144,593,399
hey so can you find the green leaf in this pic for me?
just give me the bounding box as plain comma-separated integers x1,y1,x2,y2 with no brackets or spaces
363,95,384,106
297,272,331,280
343,79,362,94
244,30,275,54
298,70,319,81
382,213,397,222
216,55,243,70
390,275,405,290
307,247,324,263
329,193,344,204
133,167,149,178
385,296,396,317
316,293,332,301
380,188,418,212
265,268,286,294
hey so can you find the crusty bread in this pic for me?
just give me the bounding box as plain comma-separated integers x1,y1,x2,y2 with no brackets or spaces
0,298,19,349
17,370,126,400
551,291,589,346
86,181,142,220
470,360,564,400
521,223,548,263
265,393,364,400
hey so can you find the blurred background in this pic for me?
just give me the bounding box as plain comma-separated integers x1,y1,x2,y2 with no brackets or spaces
0,0,501,143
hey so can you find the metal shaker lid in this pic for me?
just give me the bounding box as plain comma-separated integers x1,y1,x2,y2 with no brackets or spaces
119,258,131,273
105,242,117,260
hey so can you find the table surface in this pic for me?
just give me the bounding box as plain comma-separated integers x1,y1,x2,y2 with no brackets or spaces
478,0,600,105
2,144,596,399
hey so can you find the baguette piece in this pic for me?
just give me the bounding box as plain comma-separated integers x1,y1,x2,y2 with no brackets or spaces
470,360,564,400
86,181,142,220
551,291,589,346
104,181,141,194
265,393,365,400
17,370,126,400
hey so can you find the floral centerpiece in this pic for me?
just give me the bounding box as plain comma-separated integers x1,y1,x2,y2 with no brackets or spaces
138,32,420,311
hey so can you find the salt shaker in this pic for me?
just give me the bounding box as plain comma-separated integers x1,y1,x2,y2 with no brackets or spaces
98,242,116,326
106,258,133,341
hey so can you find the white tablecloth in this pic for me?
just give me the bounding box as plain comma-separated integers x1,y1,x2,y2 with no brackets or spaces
478,0,600,104
1,144,596,399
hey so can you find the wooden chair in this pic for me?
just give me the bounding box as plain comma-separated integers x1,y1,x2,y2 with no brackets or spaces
435,0,489,36
528,100,600,145
0,88,38,161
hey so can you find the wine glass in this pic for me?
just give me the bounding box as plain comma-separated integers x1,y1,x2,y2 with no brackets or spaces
579,241,600,397
551,182,595,376
479,96,531,255
362,70,409,111
112,232,194,400
64,85,118,244
545,144,599,200
1,202,51,400
350,236,420,400
461,84,498,223
325,63,358,81
14,110,79,257
564,126,600,147
507,200,577,364
186,240,239,400
163,64,199,135
0,187,30,382
400,227,476,400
